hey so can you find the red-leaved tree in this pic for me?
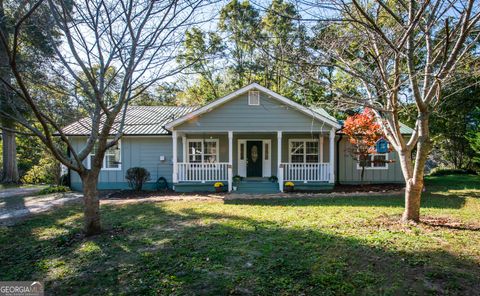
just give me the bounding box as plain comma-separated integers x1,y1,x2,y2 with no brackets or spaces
343,109,386,183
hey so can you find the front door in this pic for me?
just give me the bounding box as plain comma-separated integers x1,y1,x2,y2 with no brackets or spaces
247,141,263,177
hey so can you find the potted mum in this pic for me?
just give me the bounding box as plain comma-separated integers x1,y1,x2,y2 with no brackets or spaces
214,182,225,193
284,181,295,192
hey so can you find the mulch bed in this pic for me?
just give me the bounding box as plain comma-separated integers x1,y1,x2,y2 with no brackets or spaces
332,183,404,193
99,184,405,200
99,190,226,200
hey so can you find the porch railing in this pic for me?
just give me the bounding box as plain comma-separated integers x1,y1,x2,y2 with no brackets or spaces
177,162,229,182
282,163,330,182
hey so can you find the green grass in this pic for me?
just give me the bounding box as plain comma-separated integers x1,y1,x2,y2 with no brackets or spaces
1,175,479,295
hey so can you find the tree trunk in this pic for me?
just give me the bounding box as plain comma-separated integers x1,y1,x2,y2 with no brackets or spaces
402,178,423,221
1,120,19,183
360,165,365,185
399,113,431,222
81,172,102,236
0,0,18,184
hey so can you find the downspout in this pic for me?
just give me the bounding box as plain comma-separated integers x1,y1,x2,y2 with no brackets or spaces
335,132,343,185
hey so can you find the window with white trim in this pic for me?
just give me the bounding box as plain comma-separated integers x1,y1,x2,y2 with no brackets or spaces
88,140,121,170
357,153,388,170
289,140,319,163
187,139,219,163
248,91,260,105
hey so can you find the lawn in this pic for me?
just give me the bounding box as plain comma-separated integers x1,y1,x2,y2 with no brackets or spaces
1,175,479,295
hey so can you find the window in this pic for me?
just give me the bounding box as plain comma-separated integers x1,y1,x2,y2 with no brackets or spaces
357,153,388,170
187,139,219,163
265,143,269,160
240,143,245,160
248,91,260,105
289,140,319,163
88,140,121,170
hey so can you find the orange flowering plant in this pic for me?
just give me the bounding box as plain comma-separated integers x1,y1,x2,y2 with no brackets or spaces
343,108,387,183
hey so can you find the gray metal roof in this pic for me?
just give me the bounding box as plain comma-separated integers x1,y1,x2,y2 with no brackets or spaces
399,122,414,134
62,103,413,136
309,106,340,125
62,106,195,136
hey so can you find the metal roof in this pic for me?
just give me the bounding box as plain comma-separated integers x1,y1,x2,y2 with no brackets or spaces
337,120,414,135
62,103,413,136
399,122,414,134
62,106,195,136
308,106,340,125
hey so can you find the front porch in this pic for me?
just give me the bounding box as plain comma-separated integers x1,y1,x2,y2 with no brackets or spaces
171,130,336,193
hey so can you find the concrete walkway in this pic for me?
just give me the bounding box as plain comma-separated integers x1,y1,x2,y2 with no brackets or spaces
0,189,82,226
0,186,45,198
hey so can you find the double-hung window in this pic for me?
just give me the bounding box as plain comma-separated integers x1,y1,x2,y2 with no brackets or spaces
187,139,219,163
87,140,121,170
357,153,388,170
289,140,319,163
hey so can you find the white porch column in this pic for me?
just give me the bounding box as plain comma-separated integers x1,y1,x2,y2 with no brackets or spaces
319,136,324,162
182,135,187,162
172,130,178,183
228,131,233,192
329,128,335,183
277,131,283,192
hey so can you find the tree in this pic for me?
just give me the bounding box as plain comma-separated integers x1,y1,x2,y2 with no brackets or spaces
1,0,205,235
468,107,480,169
0,0,59,183
343,108,384,183
258,0,300,94
177,27,224,101
296,0,480,222
219,0,262,88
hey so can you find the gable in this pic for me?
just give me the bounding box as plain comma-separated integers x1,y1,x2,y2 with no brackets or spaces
173,90,336,132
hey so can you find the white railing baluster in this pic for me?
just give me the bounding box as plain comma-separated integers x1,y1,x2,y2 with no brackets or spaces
176,163,229,182
280,163,330,182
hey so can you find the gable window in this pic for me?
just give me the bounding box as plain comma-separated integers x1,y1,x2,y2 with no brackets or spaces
357,153,388,170
248,91,260,105
187,139,219,163
289,140,319,163
87,140,121,170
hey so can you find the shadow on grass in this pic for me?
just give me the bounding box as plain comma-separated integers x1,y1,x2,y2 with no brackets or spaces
0,202,479,295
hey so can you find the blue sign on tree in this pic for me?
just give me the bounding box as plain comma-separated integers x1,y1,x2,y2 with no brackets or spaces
376,138,388,153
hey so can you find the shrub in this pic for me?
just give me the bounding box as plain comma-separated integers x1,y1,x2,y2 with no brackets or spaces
214,182,224,188
39,185,70,195
232,175,243,185
285,181,295,187
156,176,169,191
22,156,60,185
269,175,278,183
125,167,151,191
429,167,477,176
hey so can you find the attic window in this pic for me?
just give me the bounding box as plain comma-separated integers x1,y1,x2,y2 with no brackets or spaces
248,91,260,105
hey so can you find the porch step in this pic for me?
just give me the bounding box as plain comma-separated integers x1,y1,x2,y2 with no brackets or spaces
235,181,280,194
174,182,216,193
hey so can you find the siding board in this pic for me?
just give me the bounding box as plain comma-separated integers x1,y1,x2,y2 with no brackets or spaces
174,92,335,132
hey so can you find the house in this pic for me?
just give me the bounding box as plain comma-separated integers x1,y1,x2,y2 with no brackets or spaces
64,83,412,193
